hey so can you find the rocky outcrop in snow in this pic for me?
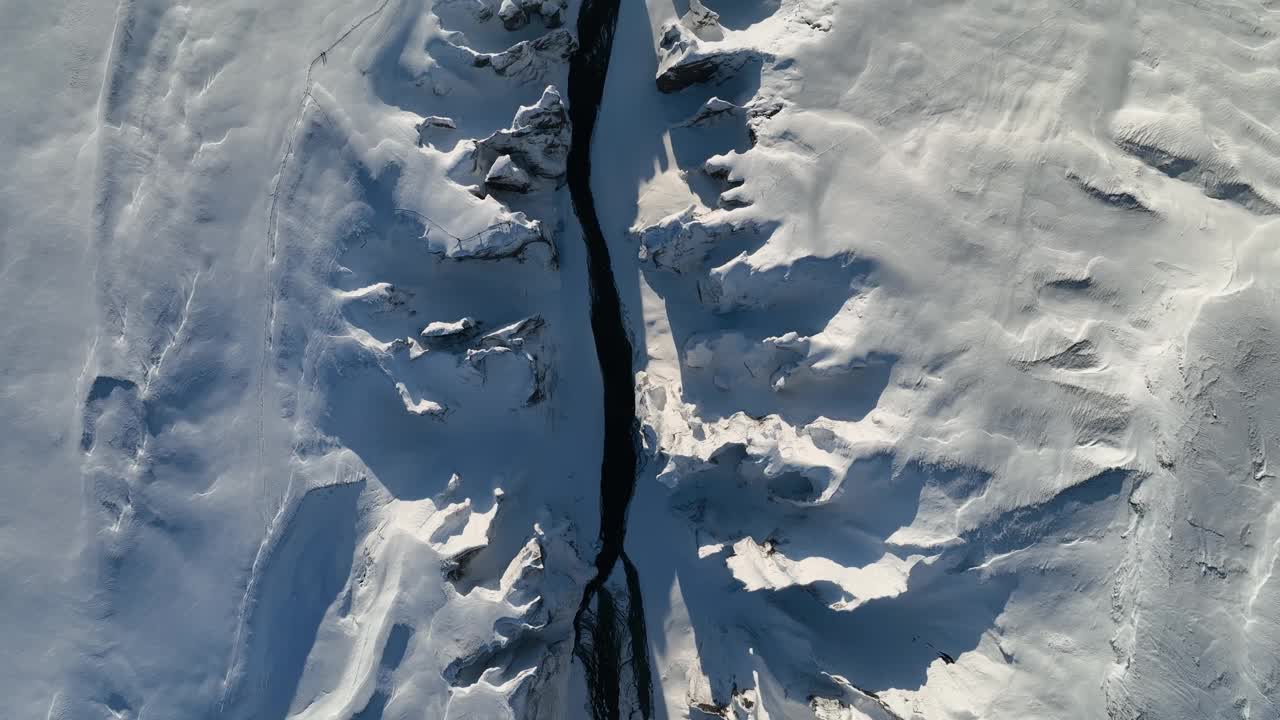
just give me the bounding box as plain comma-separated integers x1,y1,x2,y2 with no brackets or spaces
255,484,591,720
679,97,740,128
498,0,567,30
475,86,571,186
415,115,455,147
678,96,784,148
629,205,772,273
475,314,546,349
465,315,552,405
396,381,448,418
470,29,577,83
655,18,766,93
420,209,548,260
335,281,414,312
742,97,784,145
486,155,532,193
681,0,724,41
421,317,478,341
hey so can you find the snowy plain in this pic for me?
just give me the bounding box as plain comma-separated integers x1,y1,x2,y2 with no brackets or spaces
2,0,1280,718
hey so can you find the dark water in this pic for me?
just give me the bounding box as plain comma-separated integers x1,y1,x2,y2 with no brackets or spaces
566,0,653,717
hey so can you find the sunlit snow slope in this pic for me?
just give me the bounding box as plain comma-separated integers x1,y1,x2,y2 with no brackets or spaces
2,0,1280,719
618,1,1280,718
5,0,601,717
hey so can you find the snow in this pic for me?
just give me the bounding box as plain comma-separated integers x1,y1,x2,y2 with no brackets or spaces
604,0,1280,718
476,85,572,182
5,0,1280,718
422,316,478,338
499,0,569,32
487,154,534,192
679,97,740,128
467,28,577,83
3,0,598,717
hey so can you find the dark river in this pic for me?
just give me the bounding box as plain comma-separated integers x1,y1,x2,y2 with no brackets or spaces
566,0,653,717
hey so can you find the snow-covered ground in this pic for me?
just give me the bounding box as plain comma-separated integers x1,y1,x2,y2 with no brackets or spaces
3,0,1280,718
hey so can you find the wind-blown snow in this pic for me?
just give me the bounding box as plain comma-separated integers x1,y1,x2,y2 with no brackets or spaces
3,0,1280,719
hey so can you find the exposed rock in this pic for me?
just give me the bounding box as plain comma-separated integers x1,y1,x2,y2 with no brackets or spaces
476,85,571,182
682,0,724,41
681,96,785,145
744,97,784,144
396,382,448,418
498,0,525,29
477,315,546,349
422,317,478,340
498,0,567,30
635,370,851,491
466,315,551,404
701,154,754,207
433,212,548,260
809,683,902,720
630,205,769,273
416,115,456,147
471,29,577,83
656,22,764,93
485,155,532,192
335,281,414,311
679,97,741,127
1068,173,1153,213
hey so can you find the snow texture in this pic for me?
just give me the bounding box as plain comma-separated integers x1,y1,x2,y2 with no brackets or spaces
4,0,1280,719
